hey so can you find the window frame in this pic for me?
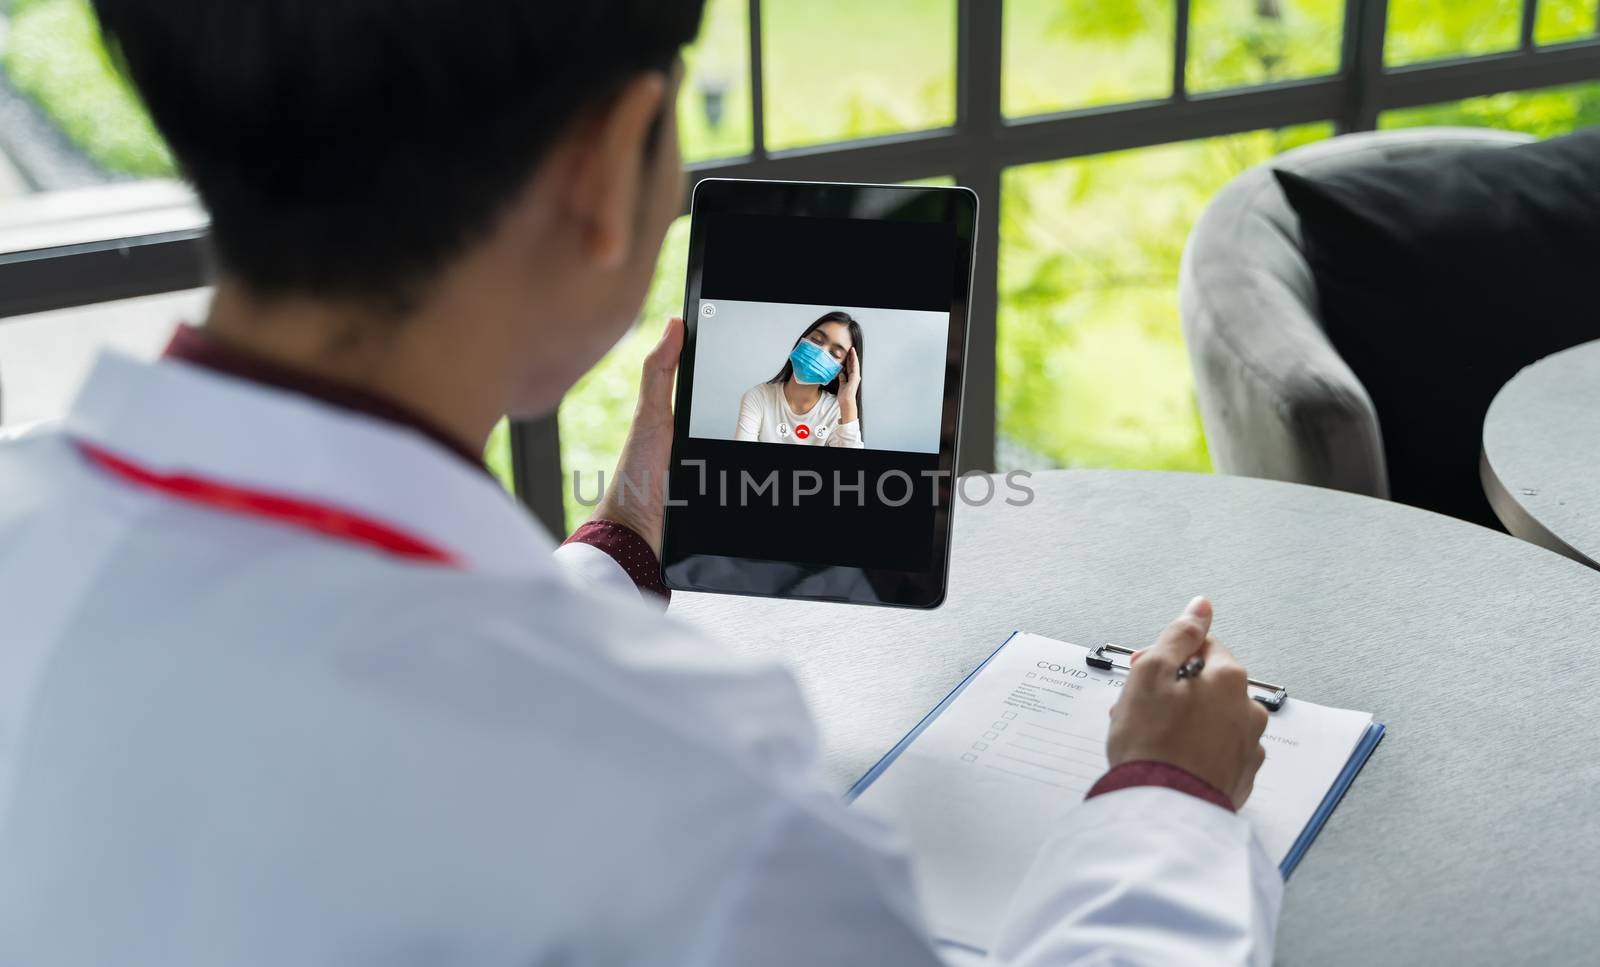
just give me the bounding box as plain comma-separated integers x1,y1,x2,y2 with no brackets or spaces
4,0,1599,534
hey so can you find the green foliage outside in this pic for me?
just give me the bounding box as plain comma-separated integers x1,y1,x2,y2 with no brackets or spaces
1187,0,1344,91
678,0,754,162
998,123,1332,473
483,419,514,494
762,0,955,149
1537,0,1600,46
1384,0,1521,65
1381,80,1600,137
1004,0,1174,115
7,0,1600,527
3,0,173,177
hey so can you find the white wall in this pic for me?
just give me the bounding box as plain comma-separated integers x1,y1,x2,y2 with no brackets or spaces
687,299,949,454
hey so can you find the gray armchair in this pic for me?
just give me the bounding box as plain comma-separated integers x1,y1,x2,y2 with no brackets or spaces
1179,127,1533,499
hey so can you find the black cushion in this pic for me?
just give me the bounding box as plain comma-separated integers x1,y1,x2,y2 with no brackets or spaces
1276,129,1600,529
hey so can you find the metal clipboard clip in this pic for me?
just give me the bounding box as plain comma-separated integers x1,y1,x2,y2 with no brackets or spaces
1086,643,1289,712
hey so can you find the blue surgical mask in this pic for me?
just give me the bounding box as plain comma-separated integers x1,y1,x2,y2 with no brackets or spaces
789,339,843,386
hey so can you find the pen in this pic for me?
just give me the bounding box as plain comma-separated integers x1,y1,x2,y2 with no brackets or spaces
1086,642,1290,711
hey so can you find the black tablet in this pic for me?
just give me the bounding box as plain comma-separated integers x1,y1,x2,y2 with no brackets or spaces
661,179,978,608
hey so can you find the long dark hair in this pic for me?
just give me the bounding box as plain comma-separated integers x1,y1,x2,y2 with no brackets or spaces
768,310,865,436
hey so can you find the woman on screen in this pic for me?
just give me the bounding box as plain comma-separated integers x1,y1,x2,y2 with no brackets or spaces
735,311,865,448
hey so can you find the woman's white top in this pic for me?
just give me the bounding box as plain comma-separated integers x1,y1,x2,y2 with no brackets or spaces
734,381,864,448
0,349,1278,966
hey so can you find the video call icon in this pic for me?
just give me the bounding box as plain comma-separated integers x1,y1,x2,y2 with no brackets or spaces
700,303,717,318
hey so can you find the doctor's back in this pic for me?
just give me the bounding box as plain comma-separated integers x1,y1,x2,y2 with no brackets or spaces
0,0,1283,961
0,417,926,965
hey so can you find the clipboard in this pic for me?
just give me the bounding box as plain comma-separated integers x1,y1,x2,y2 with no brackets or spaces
849,631,1384,883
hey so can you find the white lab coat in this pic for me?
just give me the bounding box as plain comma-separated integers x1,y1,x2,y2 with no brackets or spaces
0,350,1281,966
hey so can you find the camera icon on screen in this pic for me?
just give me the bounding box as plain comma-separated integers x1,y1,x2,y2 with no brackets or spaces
700,303,717,318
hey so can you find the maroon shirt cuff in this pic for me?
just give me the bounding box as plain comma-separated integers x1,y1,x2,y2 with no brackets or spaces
562,520,670,605
1086,761,1235,813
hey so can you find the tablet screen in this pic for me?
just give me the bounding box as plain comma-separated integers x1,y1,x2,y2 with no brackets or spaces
686,299,948,456
663,181,976,608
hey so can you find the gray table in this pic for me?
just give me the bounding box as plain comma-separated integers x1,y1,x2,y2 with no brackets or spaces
1482,339,1600,570
670,470,1600,965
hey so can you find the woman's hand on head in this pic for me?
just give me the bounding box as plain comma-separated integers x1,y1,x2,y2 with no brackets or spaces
839,347,861,401
591,317,682,556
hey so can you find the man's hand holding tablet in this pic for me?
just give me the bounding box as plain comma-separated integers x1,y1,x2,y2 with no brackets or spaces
589,316,685,557
661,180,978,608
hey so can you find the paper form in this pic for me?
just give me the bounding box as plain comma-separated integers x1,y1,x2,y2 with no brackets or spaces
851,633,1374,953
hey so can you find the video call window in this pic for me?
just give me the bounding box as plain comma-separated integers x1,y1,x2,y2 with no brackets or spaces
688,299,950,455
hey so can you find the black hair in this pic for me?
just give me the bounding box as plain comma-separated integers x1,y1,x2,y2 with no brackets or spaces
768,310,865,437
90,0,707,310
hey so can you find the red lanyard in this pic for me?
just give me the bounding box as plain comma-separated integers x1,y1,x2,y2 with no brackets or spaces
76,440,458,567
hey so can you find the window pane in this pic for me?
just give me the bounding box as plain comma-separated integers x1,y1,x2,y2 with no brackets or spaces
1378,81,1600,138
680,0,754,163
1,0,174,192
1186,0,1344,94
762,0,955,150
1004,0,1173,118
1535,0,1599,45
997,124,1331,472
0,288,205,429
1385,0,1522,66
